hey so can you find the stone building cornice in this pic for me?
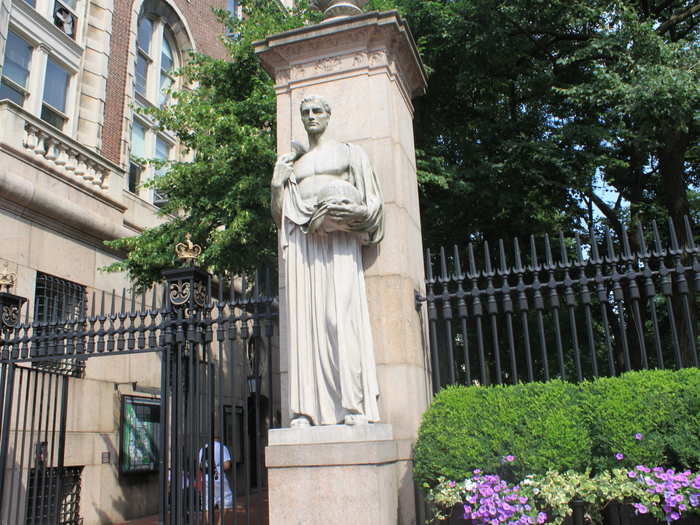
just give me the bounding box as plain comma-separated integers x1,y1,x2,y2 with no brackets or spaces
254,10,427,106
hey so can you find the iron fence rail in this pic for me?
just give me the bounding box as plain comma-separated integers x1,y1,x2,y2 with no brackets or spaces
0,270,278,525
422,217,699,391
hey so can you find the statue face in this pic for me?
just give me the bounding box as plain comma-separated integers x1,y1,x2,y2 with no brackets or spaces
301,100,330,134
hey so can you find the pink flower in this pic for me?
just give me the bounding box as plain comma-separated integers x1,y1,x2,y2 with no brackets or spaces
635,433,644,441
632,503,648,515
615,453,625,461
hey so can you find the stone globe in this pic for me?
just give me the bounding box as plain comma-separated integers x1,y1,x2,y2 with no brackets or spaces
311,0,369,18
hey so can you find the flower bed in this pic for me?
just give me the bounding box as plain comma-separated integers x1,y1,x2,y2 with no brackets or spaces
416,369,700,525
428,465,700,525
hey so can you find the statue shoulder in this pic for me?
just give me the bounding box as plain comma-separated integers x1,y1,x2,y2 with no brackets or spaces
344,142,372,165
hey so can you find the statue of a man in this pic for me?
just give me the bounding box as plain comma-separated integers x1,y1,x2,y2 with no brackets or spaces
271,95,383,427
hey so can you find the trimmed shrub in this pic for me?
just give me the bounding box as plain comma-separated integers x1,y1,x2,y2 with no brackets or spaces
670,368,700,469
414,369,700,489
413,380,592,488
583,368,700,472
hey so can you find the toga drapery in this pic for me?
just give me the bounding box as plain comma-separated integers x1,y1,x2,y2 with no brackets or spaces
280,143,384,425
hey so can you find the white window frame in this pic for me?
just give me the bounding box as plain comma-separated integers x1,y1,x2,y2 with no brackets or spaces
134,16,180,111
128,12,182,207
5,0,83,135
19,0,82,41
0,24,79,134
128,112,178,207
0,30,33,106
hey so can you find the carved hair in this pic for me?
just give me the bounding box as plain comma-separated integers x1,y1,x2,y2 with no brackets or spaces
300,95,331,115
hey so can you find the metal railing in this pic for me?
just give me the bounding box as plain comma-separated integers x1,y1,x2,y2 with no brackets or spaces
0,268,278,525
421,217,699,391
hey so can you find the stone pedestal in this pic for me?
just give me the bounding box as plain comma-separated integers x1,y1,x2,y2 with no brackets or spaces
256,10,430,525
267,424,398,525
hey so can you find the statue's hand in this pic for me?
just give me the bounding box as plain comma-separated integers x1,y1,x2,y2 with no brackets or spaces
326,202,369,224
272,153,296,189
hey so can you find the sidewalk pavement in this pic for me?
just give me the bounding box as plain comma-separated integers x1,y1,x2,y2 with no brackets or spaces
118,492,268,525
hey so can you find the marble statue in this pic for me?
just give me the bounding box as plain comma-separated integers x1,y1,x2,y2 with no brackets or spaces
271,95,383,427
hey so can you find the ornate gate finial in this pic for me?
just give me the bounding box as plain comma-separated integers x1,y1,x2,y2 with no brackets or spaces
175,233,202,266
0,263,16,293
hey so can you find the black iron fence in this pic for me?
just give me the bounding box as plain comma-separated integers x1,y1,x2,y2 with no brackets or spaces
421,217,699,391
0,267,278,525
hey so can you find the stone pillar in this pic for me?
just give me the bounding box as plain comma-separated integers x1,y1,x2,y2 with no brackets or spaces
256,10,430,525
77,0,114,150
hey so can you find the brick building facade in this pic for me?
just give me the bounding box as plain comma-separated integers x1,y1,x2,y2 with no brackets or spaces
0,0,249,522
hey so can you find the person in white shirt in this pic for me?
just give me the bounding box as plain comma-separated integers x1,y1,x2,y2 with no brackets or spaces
198,436,233,524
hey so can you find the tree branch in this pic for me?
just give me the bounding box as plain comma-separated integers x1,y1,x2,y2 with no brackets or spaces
656,2,700,34
588,190,624,233
652,0,682,16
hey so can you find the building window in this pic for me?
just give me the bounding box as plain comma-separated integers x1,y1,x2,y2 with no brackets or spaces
19,0,80,39
135,16,152,97
153,135,171,207
128,120,146,193
159,35,174,106
133,14,179,109
27,466,83,524
226,0,241,19
129,10,181,205
53,0,78,39
0,28,77,132
41,57,70,130
128,117,174,205
0,31,32,106
33,272,87,376
34,272,86,324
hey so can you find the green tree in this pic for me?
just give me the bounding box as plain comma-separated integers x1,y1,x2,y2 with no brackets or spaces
109,0,700,286
395,0,700,245
105,1,320,286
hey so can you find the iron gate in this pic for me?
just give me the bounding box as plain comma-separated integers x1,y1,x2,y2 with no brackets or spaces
0,266,277,524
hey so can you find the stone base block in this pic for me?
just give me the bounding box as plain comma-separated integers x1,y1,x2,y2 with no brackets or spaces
266,424,398,525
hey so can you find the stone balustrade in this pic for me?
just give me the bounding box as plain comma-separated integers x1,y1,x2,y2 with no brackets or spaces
0,101,121,196
22,121,110,190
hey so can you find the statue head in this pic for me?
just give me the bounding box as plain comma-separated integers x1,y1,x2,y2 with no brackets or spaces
300,95,331,135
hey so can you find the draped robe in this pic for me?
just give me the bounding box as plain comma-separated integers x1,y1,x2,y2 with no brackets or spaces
280,143,383,425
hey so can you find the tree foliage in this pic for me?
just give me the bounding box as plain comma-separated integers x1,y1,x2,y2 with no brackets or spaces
394,0,700,246
105,1,320,286
108,0,700,285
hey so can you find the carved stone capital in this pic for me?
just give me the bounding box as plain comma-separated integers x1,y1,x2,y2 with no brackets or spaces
254,11,426,99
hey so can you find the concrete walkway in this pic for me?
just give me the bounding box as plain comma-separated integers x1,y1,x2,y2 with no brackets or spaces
118,491,268,525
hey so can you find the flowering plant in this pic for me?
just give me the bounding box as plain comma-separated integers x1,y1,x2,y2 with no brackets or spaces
427,471,547,525
427,466,700,525
625,466,700,522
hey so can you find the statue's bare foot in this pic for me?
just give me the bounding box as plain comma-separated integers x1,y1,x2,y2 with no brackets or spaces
290,415,311,428
344,414,369,426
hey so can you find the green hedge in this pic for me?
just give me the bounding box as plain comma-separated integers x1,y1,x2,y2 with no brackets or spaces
583,369,700,472
413,369,700,488
413,380,591,487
